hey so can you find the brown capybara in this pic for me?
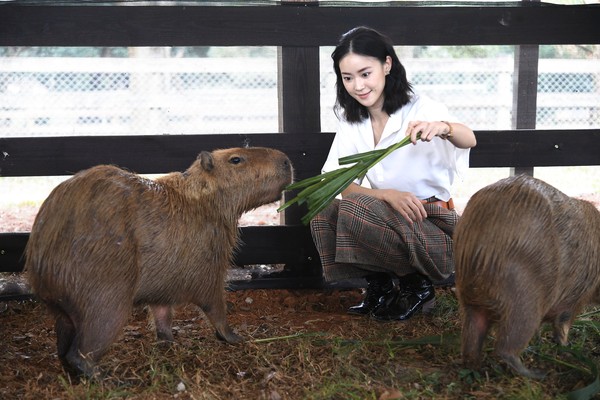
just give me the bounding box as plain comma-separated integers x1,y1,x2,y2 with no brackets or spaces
454,174,600,379
25,147,293,379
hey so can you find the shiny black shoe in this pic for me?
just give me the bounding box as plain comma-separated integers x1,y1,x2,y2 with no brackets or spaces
347,273,394,315
371,273,435,321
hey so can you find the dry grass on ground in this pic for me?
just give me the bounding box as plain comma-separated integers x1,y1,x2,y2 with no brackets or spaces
2,287,600,399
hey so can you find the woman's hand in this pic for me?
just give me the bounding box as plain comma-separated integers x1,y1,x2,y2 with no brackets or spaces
379,189,427,224
406,120,477,149
405,120,449,144
342,184,426,224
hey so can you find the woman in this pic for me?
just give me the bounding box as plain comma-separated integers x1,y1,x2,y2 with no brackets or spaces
311,26,476,321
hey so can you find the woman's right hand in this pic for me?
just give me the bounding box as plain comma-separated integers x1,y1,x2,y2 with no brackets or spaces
378,189,427,224
342,184,427,224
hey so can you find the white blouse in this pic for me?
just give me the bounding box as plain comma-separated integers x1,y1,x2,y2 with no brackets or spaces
322,93,470,202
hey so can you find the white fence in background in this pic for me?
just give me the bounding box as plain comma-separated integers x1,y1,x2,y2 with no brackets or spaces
1,56,598,137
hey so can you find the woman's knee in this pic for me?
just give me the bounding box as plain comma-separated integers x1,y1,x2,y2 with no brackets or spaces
340,193,395,220
310,199,340,230
340,193,379,211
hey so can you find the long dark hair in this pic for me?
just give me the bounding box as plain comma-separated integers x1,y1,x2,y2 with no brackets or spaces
332,26,413,123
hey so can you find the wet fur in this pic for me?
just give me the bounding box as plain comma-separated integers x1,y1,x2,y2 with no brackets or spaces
25,147,293,378
454,174,600,378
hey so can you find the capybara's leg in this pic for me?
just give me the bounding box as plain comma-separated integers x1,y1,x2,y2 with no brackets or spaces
552,311,574,346
67,307,131,379
54,310,77,372
461,305,490,370
49,304,89,378
55,312,75,359
151,305,174,342
198,300,243,344
494,312,546,379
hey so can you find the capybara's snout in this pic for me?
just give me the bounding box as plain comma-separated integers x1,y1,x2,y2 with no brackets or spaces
281,156,292,178
279,153,293,186
241,147,293,204
266,147,293,177
268,149,292,181
269,151,294,203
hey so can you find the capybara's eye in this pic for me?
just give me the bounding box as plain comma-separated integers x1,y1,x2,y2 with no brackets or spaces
229,156,243,165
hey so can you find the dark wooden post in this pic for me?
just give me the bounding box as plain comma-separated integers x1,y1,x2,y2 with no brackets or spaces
278,0,322,225
273,0,325,288
511,0,540,177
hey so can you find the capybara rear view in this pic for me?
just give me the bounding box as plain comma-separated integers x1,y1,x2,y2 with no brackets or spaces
25,147,293,379
454,174,600,379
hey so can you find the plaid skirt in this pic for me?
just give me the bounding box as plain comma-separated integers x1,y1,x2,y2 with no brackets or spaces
310,193,458,284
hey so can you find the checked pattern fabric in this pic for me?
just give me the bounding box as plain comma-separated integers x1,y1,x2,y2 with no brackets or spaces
310,193,458,284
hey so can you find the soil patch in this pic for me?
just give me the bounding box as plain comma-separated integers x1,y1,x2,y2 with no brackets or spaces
1,287,600,399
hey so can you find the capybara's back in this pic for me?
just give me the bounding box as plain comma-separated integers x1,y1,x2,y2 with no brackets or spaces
454,174,600,378
25,147,292,378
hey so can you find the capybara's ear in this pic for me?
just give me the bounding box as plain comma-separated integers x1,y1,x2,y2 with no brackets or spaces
199,151,214,172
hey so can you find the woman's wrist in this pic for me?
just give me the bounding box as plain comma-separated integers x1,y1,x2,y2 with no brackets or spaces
439,121,453,140
440,122,477,149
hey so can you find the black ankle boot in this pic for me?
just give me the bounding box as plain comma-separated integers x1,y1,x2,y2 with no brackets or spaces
347,273,394,315
372,273,435,321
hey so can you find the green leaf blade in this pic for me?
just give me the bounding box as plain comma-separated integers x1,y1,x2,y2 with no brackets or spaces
279,132,421,224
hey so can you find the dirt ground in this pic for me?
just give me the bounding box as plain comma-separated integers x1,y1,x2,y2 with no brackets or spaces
2,285,600,399
0,287,370,398
2,195,600,398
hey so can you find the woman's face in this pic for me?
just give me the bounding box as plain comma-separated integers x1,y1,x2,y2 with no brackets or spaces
339,53,391,112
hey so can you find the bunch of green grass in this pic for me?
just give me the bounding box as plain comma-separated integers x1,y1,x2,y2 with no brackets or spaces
278,133,419,225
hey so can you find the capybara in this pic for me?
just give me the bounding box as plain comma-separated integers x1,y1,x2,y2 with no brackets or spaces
25,147,293,378
454,174,600,379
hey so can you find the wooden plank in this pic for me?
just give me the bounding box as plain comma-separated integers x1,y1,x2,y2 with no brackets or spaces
470,130,600,168
0,233,27,273
2,130,600,179
0,133,334,179
234,225,319,266
1,4,599,47
234,225,324,290
0,226,322,274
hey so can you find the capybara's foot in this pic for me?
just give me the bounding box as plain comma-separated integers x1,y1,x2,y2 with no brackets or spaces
155,335,175,352
154,339,175,354
552,311,573,346
462,356,482,374
156,330,175,343
501,353,546,380
151,305,174,342
63,355,103,382
215,329,243,344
